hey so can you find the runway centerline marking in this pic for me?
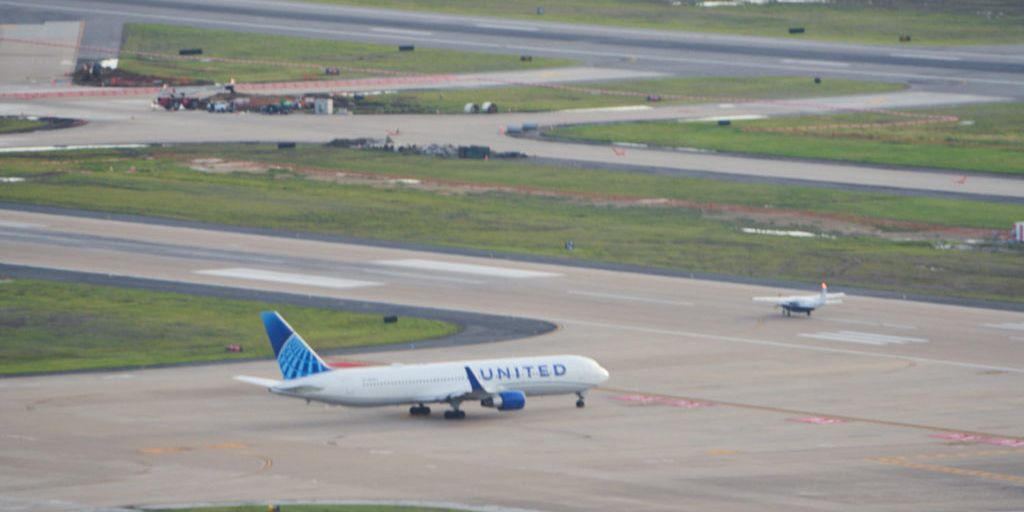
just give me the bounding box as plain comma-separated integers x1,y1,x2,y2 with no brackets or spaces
196,268,379,289
799,331,928,346
374,259,560,278
564,319,1024,373
567,290,693,307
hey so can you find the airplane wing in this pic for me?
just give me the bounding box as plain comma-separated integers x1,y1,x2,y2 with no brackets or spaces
752,295,804,304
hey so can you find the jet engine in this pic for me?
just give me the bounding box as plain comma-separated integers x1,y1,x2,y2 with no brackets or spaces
481,390,526,411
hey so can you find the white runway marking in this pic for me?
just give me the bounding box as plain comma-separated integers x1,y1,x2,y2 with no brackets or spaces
0,220,46,229
890,52,962,62
374,259,559,278
984,322,1024,332
567,290,693,307
825,318,917,330
476,23,539,32
780,58,850,68
370,27,433,37
196,268,379,289
563,319,1022,373
800,331,928,346
363,269,485,285
684,115,766,123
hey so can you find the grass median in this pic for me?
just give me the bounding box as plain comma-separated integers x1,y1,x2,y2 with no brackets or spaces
0,117,48,135
119,23,574,84
546,102,1024,176
0,145,1021,304
348,77,904,114
314,0,1024,45
0,278,457,375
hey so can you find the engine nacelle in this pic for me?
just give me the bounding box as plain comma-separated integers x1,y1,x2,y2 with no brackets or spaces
481,390,526,411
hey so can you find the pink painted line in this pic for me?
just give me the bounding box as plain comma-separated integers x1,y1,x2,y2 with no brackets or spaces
931,432,1024,447
609,394,713,409
789,416,848,425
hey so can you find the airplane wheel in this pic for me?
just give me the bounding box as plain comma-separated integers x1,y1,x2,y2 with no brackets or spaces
444,410,465,420
410,405,431,416
576,399,585,408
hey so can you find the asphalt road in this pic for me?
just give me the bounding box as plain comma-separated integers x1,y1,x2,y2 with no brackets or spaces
1,209,1023,511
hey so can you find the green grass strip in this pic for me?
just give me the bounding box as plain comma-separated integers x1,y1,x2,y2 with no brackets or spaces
119,23,573,84
0,278,457,375
348,77,904,114
547,102,1024,176
313,0,1024,45
0,117,48,134
0,147,1021,304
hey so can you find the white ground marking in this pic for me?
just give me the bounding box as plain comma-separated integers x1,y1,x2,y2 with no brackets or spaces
362,268,485,285
476,23,540,32
567,290,693,307
374,259,560,278
0,220,46,229
684,115,767,122
370,27,433,37
799,331,928,346
563,319,1024,373
558,105,653,114
0,144,149,153
196,268,379,289
984,322,1024,332
890,52,962,62
780,58,850,68
825,317,917,330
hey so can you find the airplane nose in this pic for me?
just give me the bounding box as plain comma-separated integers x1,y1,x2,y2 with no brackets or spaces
596,364,610,383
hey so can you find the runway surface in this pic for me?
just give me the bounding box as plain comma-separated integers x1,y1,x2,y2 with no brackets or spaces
2,209,1023,511
4,0,1024,99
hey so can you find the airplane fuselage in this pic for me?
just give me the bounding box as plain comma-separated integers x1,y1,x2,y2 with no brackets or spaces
271,355,608,407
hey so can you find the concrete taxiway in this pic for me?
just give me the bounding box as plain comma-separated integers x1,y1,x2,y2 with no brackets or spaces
1,209,1023,511
1,89,1019,200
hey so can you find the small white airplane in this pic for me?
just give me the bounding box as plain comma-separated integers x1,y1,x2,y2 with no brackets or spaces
236,311,610,419
753,282,845,317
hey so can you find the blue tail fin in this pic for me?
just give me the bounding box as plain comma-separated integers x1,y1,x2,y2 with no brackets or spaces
261,311,330,380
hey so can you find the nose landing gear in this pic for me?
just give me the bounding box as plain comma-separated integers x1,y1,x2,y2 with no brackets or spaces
409,404,431,416
576,391,586,408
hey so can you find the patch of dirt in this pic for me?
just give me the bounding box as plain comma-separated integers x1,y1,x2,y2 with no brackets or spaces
189,158,276,174
187,158,1001,242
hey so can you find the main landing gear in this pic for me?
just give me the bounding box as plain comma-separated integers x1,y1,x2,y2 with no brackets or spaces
409,404,431,416
443,400,466,420
576,391,586,408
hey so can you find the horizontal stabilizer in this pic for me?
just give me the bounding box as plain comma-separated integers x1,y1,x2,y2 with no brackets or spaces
234,375,282,388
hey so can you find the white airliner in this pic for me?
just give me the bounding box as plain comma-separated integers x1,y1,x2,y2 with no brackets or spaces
753,282,845,317
236,311,610,419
